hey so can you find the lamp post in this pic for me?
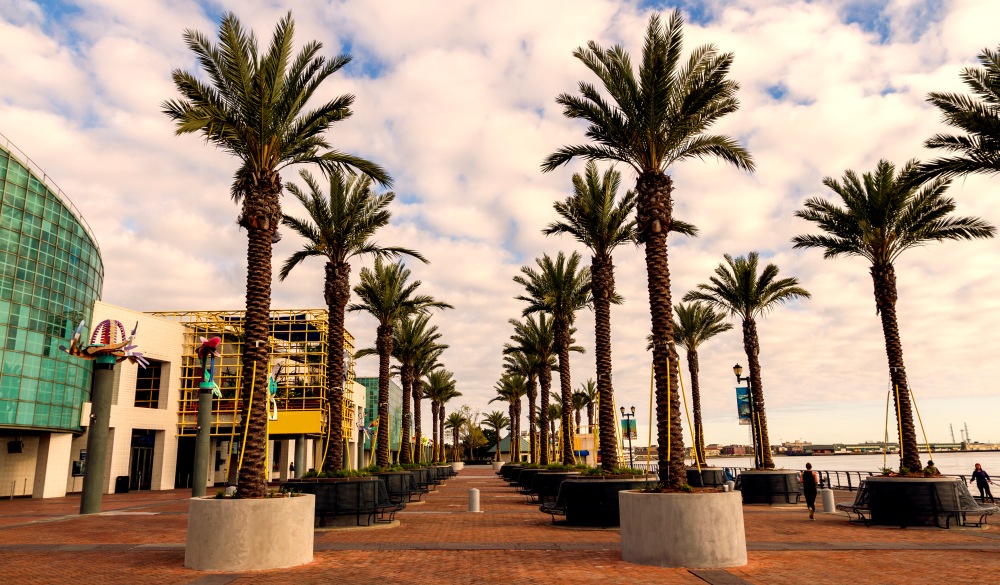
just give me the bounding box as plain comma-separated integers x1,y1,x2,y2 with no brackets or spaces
620,405,635,469
733,364,762,470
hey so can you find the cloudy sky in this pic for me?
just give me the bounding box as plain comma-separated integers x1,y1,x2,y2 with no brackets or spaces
3,0,999,449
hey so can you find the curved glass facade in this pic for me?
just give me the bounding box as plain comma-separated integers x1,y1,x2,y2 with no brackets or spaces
0,142,103,431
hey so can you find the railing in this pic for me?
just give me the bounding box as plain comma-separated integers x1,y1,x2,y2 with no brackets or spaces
0,130,102,255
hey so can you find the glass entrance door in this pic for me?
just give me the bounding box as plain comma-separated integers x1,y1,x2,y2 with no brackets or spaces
129,430,155,490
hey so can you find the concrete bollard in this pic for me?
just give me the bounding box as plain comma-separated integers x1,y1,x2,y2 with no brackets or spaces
820,488,835,513
468,488,482,513
725,480,736,492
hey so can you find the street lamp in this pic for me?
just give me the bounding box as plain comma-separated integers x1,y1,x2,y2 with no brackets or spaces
733,364,762,469
620,405,636,469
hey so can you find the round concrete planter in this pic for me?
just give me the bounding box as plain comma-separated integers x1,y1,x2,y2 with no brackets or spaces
492,461,504,471
185,494,314,571
620,490,747,568
452,462,465,472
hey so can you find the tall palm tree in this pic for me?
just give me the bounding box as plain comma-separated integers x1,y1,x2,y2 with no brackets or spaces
438,384,462,462
163,12,391,497
542,10,754,486
685,253,809,469
491,375,527,462
349,259,452,467
482,410,510,462
423,369,453,463
280,169,421,471
672,302,732,465
917,46,1000,182
412,345,445,463
792,160,994,472
571,390,589,434
505,315,557,464
445,411,469,463
502,349,540,463
515,252,591,465
544,162,634,471
547,402,562,462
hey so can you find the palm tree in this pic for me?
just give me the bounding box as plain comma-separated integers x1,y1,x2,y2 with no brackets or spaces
349,259,452,467
445,411,469,463
389,315,445,464
505,315,557,464
502,349,541,463
792,160,994,472
515,252,591,465
917,46,1000,182
684,253,809,469
423,369,453,463
482,410,510,462
542,10,754,486
491,375,527,462
577,378,599,433
544,162,634,471
280,169,422,471
571,390,589,434
672,302,732,465
412,345,445,463
163,12,391,497
547,402,562,462
438,384,462,462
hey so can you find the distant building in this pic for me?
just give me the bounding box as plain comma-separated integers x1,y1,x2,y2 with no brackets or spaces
721,444,747,456
357,377,403,454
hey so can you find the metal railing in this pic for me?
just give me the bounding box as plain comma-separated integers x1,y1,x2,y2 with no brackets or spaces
0,130,102,255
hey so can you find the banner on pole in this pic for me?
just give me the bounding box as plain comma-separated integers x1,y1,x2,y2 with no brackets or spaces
621,418,637,440
736,386,751,425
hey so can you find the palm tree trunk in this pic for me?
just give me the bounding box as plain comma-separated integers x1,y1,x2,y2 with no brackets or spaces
399,364,413,464
430,401,439,462
554,317,574,465
412,382,423,463
236,180,280,499
687,349,706,465
592,254,619,471
742,317,774,469
439,407,446,462
514,400,522,462
376,324,393,468
871,264,922,472
538,368,551,465
527,375,537,463
323,261,351,472
586,403,594,433
636,171,684,488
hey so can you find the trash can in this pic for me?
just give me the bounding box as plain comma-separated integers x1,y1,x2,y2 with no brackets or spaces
114,475,130,494
820,488,835,513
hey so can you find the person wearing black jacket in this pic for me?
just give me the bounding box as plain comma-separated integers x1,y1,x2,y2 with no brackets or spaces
970,463,995,503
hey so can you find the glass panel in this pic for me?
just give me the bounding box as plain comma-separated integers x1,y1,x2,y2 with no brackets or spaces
0,400,14,424
0,375,19,399
15,401,34,425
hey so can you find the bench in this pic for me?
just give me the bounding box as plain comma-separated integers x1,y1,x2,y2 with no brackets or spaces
939,480,999,528
529,471,579,505
540,477,657,527
374,471,430,503
836,480,871,525
283,478,404,526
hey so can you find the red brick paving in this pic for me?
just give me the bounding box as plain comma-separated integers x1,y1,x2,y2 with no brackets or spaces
0,466,996,584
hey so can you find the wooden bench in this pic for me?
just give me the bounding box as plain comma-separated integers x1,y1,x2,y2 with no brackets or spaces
836,480,871,525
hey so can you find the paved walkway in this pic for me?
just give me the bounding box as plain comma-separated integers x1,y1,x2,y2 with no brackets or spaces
0,466,995,584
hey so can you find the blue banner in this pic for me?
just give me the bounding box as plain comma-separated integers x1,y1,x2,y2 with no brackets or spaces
621,419,637,440
736,386,751,425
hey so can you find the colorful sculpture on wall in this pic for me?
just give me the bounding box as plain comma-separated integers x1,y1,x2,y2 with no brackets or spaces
60,319,148,367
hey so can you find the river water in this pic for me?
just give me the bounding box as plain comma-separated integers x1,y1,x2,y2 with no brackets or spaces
705,451,1000,477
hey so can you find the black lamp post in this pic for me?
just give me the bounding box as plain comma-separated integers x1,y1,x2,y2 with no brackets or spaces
733,364,762,470
620,405,635,469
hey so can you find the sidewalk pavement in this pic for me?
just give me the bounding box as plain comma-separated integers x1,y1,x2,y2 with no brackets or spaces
0,466,995,584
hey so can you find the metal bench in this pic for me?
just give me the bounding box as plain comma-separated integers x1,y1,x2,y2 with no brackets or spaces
283,478,404,526
836,480,871,525
939,480,999,528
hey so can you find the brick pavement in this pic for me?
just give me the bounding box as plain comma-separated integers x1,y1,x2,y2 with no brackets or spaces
0,466,996,584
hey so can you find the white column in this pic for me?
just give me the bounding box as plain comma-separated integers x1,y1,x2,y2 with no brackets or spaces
277,439,291,481
33,433,72,498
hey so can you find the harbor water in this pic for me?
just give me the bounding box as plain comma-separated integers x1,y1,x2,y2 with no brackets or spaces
705,451,1000,477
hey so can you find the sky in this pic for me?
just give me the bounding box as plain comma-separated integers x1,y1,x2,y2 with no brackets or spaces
2,0,999,449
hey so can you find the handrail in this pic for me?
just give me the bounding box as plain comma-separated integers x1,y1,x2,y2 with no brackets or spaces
0,130,102,256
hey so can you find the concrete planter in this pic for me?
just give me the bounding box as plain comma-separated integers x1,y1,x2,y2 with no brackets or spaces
452,462,465,472
185,494,314,571
492,461,504,471
620,490,747,568
739,469,802,504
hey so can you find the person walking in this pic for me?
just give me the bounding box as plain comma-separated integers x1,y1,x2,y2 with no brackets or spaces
970,463,995,503
800,462,819,520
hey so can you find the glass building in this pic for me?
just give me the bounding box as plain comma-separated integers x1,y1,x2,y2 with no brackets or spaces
358,376,403,452
0,139,103,431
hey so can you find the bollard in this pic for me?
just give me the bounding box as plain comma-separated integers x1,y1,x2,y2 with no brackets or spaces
468,488,482,513
820,488,835,513
725,480,736,492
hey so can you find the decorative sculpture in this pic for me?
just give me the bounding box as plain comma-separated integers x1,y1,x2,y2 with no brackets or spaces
196,337,223,398
60,319,148,367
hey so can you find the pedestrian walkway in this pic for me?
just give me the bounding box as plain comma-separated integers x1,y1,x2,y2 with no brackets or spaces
0,466,995,584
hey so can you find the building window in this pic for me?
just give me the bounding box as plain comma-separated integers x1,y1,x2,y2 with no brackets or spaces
135,361,162,408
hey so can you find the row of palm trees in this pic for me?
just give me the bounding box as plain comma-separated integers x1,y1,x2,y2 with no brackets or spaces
493,10,1000,485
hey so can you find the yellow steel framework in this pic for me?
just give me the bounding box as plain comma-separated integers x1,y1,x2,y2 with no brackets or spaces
150,309,356,440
